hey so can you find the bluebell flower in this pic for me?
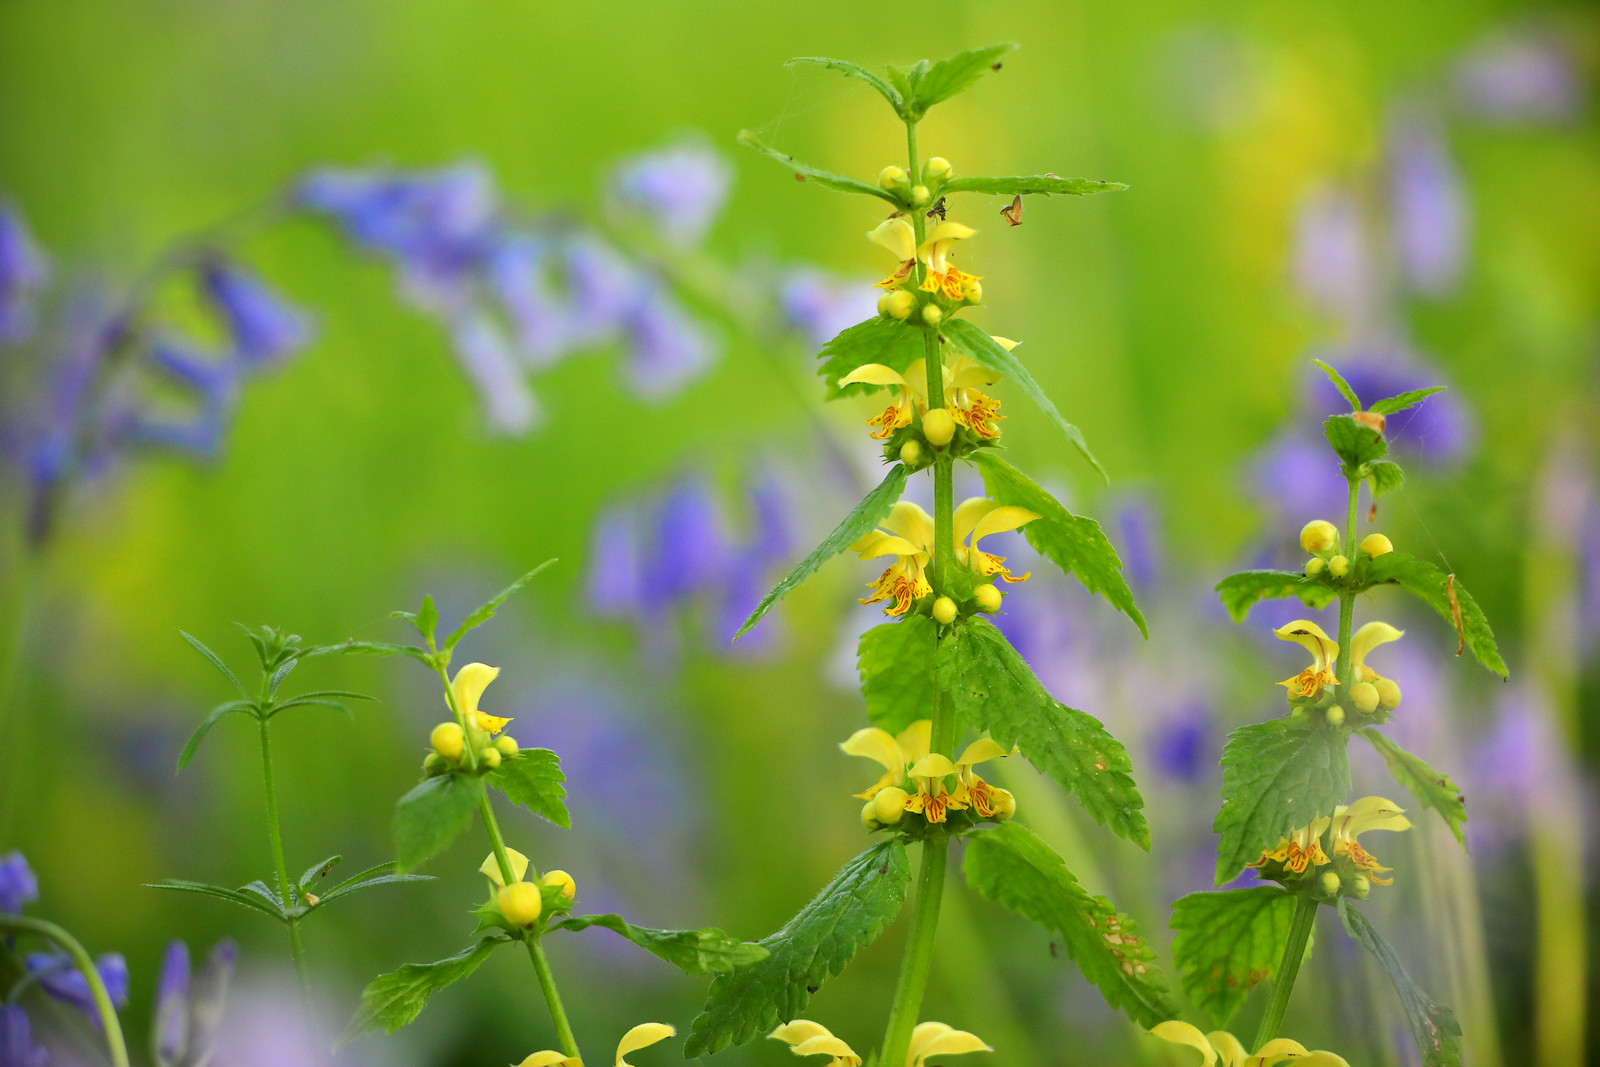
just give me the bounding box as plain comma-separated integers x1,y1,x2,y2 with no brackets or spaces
561,237,647,347
1289,182,1374,322
609,141,732,248
1248,431,1351,530
0,1004,48,1067
1113,494,1164,590
0,203,47,346
778,270,879,349
1454,31,1582,125
152,940,235,1067
1385,111,1467,296
118,340,240,458
153,941,190,1067
642,475,726,607
200,260,311,367
487,233,570,367
587,503,649,618
622,286,719,401
25,952,128,1027
0,852,38,914
1146,701,1214,784
449,312,541,433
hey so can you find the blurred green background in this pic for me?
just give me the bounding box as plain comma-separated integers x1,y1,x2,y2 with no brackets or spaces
0,2,1596,1065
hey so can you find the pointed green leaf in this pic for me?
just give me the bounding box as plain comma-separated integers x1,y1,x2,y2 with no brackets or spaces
943,319,1107,481
817,317,922,399
487,748,570,829
1338,900,1462,1067
1311,359,1362,411
325,861,398,895
685,839,912,1057
1214,719,1350,884
145,879,286,920
267,656,299,696
785,56,903,115
549,914,768,975
963,822,1180,1027
268,697,353,717
906,43,1016,116
336,640,432,661
1366,460,1405,498
1213,570,1337,623
937,619,1148,848
736,131,899,205
1324,413,1388,472
179,631,248,698
1169,887,1297,1026
734,464,909,640
1369,387,1446,416
1359,729,1466,847
970,452,1144,634
857,615,938,734
393,774,485,872
442,560,557,649
340,939,505,1043
416,595,438,643
317,871,432,905
299,855,343,888
940,175,1128,196
1361,553,1507,677
177,700,257,771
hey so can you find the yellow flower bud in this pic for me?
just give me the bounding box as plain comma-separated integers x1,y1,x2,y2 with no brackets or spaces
1305,557,1326,577
883,289,915,320
1328,555,1349,578
922,407,955,447
1351,874,1371,899
860,800,882,831
932,596,958,625
963,280,983,304
921,303,943,326
1350,682,1380,714
992,788,1017,821
480,745,502,770
495,735,520,757
923,157,952,184
540,870,577,901
899,440,923,465
873,786,909,825
423,752,447,776
974,584,1003,612
304,892,320,906
431,722,464,762
1320,871,1341,895
1300,520,1339,554
1361,533,1394,558
910,184,931,207
1374,677,1402,710
877,165,907,190
1325,704,1345,727
498,882,543,927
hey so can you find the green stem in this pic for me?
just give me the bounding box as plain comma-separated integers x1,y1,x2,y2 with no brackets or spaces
1254,893,1319,1048
258,717,312,1005
527,939,580,1059
878,833,950,1067
0,916,130,1067
1334,475,1360,686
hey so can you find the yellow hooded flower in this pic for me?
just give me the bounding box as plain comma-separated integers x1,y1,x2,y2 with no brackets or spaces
1329,796,1411,885
1150,1021,1350,1067
850,502,935,615
903,753,965,823
1273,621,1338,698
953,498,1039,583
951,738,1013,818
450,662,510,734
1249,816,1331,875
519,1023,674,1067
905,1022,991,1067
840,353,1006,441
915,222,981,301
839,360,928,439
769,1021,862,1067
479,848,530,887
841,721,930,800
1349,621,1403,684
869,218,919,289
943,353,1005,438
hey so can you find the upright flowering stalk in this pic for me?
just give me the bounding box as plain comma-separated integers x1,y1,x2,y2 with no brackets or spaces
1168,363,1507,1067
690,45,1180,1067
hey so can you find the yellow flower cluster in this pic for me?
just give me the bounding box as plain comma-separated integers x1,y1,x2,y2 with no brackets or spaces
426,662,519,775
849,500,1038,618
770,1018,989,1067
842,721,1015,828
1248,796,1412,889
1150,1021,1351,1067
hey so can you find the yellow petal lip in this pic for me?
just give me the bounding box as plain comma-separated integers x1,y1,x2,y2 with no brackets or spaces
770,1021,833,1045
897,720,932,763
956,738,1010,766
910,753,957,778
882,502,935,548
839,363,909,388
1246,1037,1309,1066
1350,621,1404,668
1273,619,1339,669
854,535,923,561
615,1023,675,1067
792,1036,859,1062
840,727,904,775
1150,1021,1217,1067
907,1022,990,1067
989,335,1020,351
517,1052,575,1067
868,218,917,261
480,848,530,887
451,662,500,714
1336,795,1411,836
971,506,1039,544
953,497,998,543
917,222,976,257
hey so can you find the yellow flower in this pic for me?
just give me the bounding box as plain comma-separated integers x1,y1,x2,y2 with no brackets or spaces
770,1021,862,1067
868,218,919,289
906,1022,991,1067
839,361,927,439
1273,620,1338,698
1150,1021,1351,1067
943,353,1005,438
450,662,511,734
951,738,1013,818
953,498,1039,583
916,222,981,302
519,1023,675,1067
1249,816,1331,875
904,753,965,824
841,720,930,800
1329,796,1411,885
479,848,530,887
839,352,1005,441
1349,621,1403,684
850,502,935,615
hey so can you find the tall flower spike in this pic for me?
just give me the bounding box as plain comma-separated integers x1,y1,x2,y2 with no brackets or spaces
868,218,918,289
1273,620,1339,697
1149,1021,1352,1067
850,502,936,616
1349,621,1404,682
953,498,1039,582
770,1020,863,1067
905,1022,991,1067
841,720,930,799
450,662,510,734
915,222,980,301
1330,796,1411,884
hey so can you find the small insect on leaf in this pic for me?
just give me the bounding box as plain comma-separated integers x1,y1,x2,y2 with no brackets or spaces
991,62,1003,71
794,173,806,181
1000,194,1024,227
1446,574,1466,657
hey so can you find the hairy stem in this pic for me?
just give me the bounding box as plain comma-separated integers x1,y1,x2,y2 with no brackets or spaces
257,716,311,1006
1255,893,1319,1047
0,916,130,1067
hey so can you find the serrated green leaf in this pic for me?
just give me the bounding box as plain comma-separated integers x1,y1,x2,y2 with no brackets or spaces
340,939,504,1043
1338,900,1462,1067
1214,720,1350,884
937,619,1148,848
1324,414,1388,471
939,174,1128,196
1213,570,1337,623
734,464,909,640
1361,553,1507,677
177,700,257,771
1369,387,1446,416
857,616,938,734
906,43,1016,117
179,631,248,698
817,318,923,399
1359,729,1466,847
685,840,912,1057
393,774,485,873
1169,887,1297,1026
736,131,899,205
785,56,903,115
550,914,768,975
299,855,342,888
487,748,570,829
943,320,1106,480
442,560,556,650
1311,359,1362,411
969,452,1144,635
963,822,1179,1027
145,879,286,920
1367,460,1405,498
